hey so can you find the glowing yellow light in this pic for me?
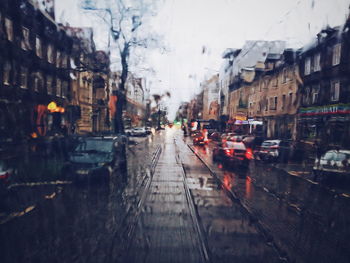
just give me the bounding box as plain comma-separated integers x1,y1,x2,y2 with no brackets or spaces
47,102,57,112
47,102,65,113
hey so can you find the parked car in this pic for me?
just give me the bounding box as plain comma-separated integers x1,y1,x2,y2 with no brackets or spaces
257,139,291,162
213,141,254,167
313,149,350,176
62,136,122,183
130,127,148,137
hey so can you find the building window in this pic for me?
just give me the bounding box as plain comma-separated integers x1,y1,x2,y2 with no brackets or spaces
62,81,68,98
304,57,311,75
312,85,320,104
273,76,278,87
36,36,42,58
3,61,11,85
5,18,13,42
33,72,43,92
303,87,311,105
270,97,277,110
313,53,321,72
56,51,61,68
265,99,268,111
282,94,286,110
47,44,54,63
282,68,288,83
47,76,53,95
56,78,62,97
21,27,31,50
331,80,340,101
62,54,68,68
20,67,28,89
289,93,293,106
332,44,341,66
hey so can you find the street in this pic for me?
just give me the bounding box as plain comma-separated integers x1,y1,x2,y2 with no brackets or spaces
1,128,349,262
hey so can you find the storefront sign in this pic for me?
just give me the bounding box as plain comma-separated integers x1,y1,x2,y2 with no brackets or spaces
235,115,247,121
299,104,350,116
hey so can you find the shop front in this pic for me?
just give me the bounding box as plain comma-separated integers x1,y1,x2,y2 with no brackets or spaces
298,104,350,148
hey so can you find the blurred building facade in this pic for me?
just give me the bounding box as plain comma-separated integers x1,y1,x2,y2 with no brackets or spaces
110,71,147,128
0,0,73,140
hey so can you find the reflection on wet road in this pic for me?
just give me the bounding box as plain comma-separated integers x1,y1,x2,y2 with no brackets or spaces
190,137,350,263
0,135,161,263
176,136,281,263
1,129,349,263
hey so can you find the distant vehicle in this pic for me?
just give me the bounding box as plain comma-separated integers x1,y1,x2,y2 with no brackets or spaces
213,141,253,167
209,132,221,141
242,136,264,150
145,127,152,135
313,150,350,177
220,133,235,142
193,132,208,145
257,139,290,162
203,125,216,136
190,130,202,137
0,159,14,193
130,127,148,137
125,128,133,136
62,136,122,183
227,135,245,142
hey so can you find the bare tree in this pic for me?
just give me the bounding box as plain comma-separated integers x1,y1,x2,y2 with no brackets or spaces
81,0,159,133
151,92,171,129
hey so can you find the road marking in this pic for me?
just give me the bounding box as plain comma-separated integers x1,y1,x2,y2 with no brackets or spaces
8,180,71,189
0,205,36,224
45,192,57,199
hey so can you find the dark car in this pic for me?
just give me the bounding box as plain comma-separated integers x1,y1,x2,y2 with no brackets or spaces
213,141,254,167
62,136,123,183
257,139,291,162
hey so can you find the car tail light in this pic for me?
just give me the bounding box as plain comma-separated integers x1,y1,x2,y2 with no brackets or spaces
225,149,234,156
245,148,254,160
0,172,10,180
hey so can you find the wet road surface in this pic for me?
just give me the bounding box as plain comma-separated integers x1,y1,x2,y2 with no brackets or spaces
189,136,350,263
1,128,349,263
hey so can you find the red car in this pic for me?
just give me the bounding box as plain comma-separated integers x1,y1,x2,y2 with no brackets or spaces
193,131,208,145
213,141,254,167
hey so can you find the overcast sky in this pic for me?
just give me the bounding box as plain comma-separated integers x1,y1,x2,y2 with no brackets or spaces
56,0,350,120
